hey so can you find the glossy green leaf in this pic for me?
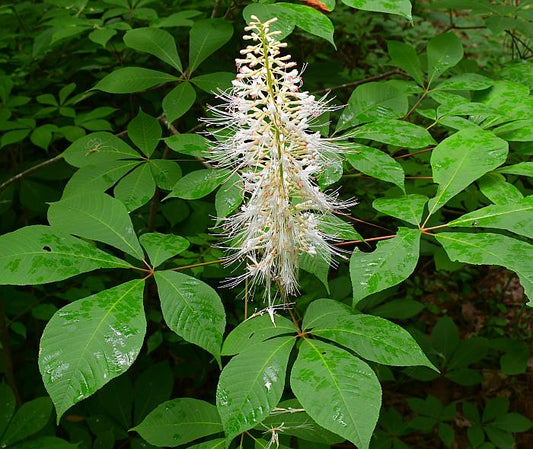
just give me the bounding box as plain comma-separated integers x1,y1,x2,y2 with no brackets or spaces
427,129,508,216
300,251,331,292
114,163,156,211
167,169,230,200
435,73,494,91
0,225,129,285
497,162,533,178
215,173,243,220
478,172,523,205
436,232,533,305
221,314,297,356
165,133,210,157
162,82,196,124
373,194,428,225
0,384,15,437
192,72,235,93
133,398,222,447
449,197,533,239
350,228,421,305
342,0,412,19
494,120,533,142
0,397,52,447
275,3,335,47
154,10,202,28
346,144,405,191
481,80,531,121
139,232,189,268
188,438,226,449
155,270,225,360
149,159,182,190
48,192,144,260
426,32,463,85
216,336,295,443
63,132,140,168
189,19,233,73
304,298,435,368
387,41,423,85
338,82,409,131
63,160,140,197
351,119,435,148
128,110,161,158
124,28,183,72
291,339,381,449
94,68,178,93
39,279,146,421
243,4,295,40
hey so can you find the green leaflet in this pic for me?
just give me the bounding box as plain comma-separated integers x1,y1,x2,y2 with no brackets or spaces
449,196,533,239
123,27,183,73
167,168,230,200
94,67,178,94
216,336,295,443
0,225,130,285
221,314,297,356
189,19,233,73
291,339,381,449
132,398,222,447
114,163,156,212
436,232,533,305
139,232,189,268
428,129,508,216
350,227,421,305
155,270,226,361
342,0,412,20
127,109,161,158
373,194,428,225
303,298,435,369
162,82,196,123
346,144,405,191
0,397,53,447
47,192,144,260
39,279,146,421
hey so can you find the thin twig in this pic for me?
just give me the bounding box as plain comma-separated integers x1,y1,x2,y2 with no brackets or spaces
244,277,249,319
170,258,227,271
312,69,405,95
403,87,430,120
395,147,435,159
0,154,63,194
211,0,224,18
334,233,397,247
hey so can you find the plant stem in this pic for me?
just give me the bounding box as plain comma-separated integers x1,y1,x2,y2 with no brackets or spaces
211,0,224,18
395,147,435,159
333,233,397,247
403,86,430,120
312,69,405,95
170,258,227,271
0,154,63,194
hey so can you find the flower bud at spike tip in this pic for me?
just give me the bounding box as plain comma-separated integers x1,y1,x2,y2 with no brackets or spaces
202,16,356,310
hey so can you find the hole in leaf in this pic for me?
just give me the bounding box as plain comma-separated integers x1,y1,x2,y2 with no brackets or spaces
321,351,327,355
42,246,52,252
248,332,255,339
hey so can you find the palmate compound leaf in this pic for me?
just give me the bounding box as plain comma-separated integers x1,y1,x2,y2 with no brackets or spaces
436,232,533,305
427,128,508,217
154,271,225,361
39,279,146,421
0,225,130,285
350,227,421,305
221,313,298,356
449,196,533,239
291,338,381,449
216,336,296,443
303,298,436,369
47,192,144,260
132,398,222,447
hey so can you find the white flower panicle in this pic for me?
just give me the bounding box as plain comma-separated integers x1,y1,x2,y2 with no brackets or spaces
203,16,354,305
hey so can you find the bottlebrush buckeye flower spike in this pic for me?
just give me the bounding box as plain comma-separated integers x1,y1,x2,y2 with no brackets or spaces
203,15,355,311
